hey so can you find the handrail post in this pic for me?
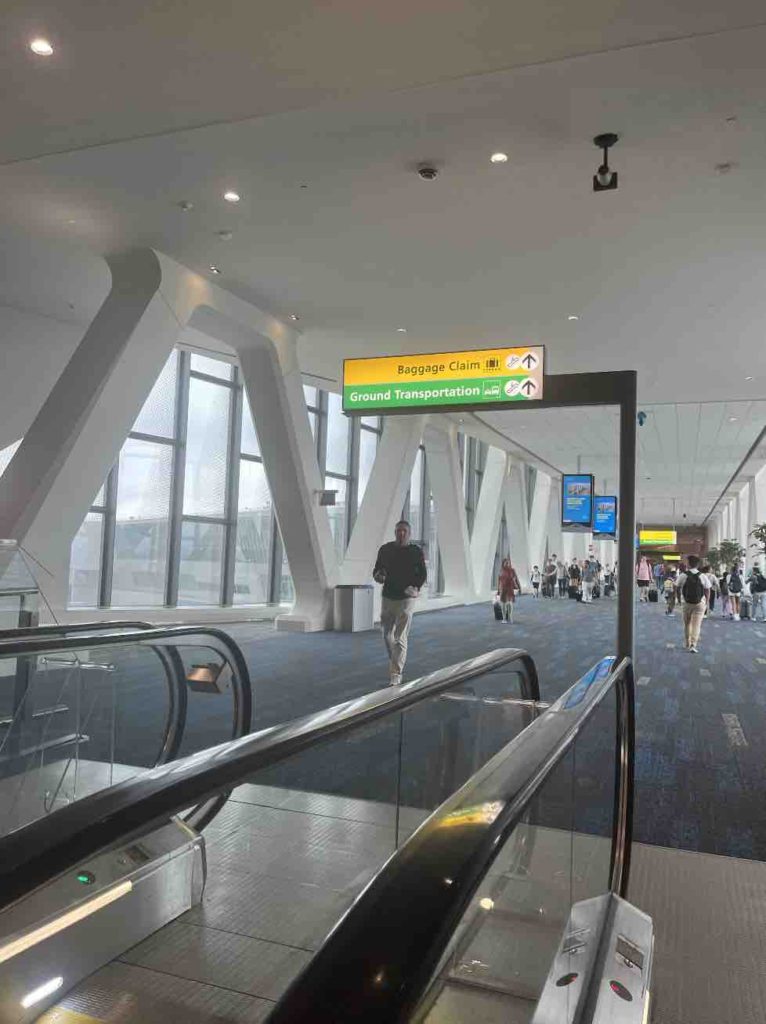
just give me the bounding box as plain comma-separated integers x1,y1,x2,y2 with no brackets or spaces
609,659,635,897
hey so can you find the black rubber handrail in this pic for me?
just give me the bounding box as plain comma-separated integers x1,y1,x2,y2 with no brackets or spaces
267,655,635,1024
0,620,157,639
0,648,537,910
0,624,254,830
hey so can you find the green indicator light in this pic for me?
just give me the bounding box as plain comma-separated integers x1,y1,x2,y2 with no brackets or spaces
76,871,95,885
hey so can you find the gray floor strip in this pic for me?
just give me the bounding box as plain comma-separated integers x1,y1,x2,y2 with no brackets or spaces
722,713,748,748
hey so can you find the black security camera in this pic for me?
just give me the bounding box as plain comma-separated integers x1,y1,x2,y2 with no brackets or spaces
637,411,647,426
417,165,439,181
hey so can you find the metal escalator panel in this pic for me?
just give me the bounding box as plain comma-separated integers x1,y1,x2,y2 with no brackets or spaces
265,655,647,1024
0,819,203,1024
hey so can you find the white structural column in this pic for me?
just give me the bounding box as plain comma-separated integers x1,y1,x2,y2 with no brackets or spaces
341,414,426,585
0,247,337,629
504,458,531,586
233,333,338,630
469,445,508,599
0,250,184,610
545,478,564,562
738,482,750,566
750,465,766,568
527,471,552,573
424,423,475,601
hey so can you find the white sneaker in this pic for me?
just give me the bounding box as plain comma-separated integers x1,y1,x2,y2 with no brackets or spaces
734,614,740,622
690,645,698,654
390,674,402,686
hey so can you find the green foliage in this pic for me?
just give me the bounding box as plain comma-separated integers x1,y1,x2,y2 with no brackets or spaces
750,522,766,555
704,546,721,574
718,538,746,569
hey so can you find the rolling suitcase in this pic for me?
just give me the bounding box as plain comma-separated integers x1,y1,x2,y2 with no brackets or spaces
648,588,659,603
493,601,503,621
592,583,601,600
568,585,578,599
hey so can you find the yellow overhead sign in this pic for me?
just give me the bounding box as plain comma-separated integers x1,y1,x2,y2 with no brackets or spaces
639,529,677,547
343,346,545,412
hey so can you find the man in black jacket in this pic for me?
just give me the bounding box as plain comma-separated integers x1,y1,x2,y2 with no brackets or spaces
373,520,427,685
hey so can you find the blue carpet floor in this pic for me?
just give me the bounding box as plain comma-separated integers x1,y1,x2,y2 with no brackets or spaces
225,595,766,860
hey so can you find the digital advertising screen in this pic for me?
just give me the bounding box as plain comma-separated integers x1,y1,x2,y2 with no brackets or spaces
593,495,617,537
561,474,594,530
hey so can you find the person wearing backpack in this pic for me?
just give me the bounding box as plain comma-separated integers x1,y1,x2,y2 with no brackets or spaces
725,565,743,621
676,555,711,653
748,566,766,622
718,572,731,619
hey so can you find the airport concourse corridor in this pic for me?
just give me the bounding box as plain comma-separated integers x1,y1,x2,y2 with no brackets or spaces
223,597,766,861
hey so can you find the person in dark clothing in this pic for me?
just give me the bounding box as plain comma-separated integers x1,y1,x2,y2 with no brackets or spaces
372,520,427,685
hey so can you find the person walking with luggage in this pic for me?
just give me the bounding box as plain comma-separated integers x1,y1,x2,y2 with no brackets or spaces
748,566,766,621
373,520,427,685
557,558,568,597
582,556,598,603
498,558,521,623
636,555,652,602
543,558,557,598
663,567,677,614
676,555,711,653
568,559,582,599
530,565,541,597
702,564,717,615
726,565,743,621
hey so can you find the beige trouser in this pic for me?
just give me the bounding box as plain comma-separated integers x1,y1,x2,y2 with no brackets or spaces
682,600,706,647
381,597,416,676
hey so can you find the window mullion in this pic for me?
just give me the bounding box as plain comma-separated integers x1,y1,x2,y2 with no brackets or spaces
98,462,119,608
165,349,190,606
221,371,243,606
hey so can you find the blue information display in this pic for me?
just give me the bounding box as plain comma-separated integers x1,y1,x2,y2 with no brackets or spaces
593,495,617,537
561,474,594,529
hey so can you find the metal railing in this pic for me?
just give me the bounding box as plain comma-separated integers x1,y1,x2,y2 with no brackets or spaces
0,624,253,830
0,647,538,910
267,655,635,1023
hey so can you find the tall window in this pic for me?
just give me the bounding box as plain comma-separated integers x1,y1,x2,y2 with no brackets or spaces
67,356,394,609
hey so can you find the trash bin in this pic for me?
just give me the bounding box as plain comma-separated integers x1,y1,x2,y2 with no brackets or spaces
334,584,375,632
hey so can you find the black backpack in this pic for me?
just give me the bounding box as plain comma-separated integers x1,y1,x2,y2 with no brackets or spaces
755,574,766,593
682,572,705,605
729,572,742,594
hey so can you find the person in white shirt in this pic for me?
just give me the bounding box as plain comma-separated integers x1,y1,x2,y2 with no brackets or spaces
530,565,541,598
676,555,711,653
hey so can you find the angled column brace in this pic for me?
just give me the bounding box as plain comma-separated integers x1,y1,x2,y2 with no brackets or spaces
341,415,426,585
423,423,474,601
469,446,508,599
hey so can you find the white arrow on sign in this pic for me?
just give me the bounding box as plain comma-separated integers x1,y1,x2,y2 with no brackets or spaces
520,351,539,370
520,378,538,397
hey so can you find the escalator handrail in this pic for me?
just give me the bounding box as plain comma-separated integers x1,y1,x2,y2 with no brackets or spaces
267,655,635,1024
0,647,538,910
0,620,157,639
0,624,253,827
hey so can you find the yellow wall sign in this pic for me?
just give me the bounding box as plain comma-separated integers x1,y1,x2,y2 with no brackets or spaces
639,529,677,546
343,346,544,412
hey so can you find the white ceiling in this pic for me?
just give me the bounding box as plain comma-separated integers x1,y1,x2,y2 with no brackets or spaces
1,2,765,523
481,400,766,523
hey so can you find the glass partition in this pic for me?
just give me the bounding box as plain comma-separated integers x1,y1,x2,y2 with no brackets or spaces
0,635,244,838
415,688,618,1021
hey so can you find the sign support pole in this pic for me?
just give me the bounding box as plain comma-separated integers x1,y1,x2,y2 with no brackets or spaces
617,373,637,666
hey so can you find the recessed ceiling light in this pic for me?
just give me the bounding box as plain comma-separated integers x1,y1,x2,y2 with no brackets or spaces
490,152,508,164
396,327,407,333
178,200,194,212
209,265,221,275
568,315,579,321
729,416,737,422
217,230,233,241
30,38,53,56
288,313,300,322
223,190,241,203
745,376,754,381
